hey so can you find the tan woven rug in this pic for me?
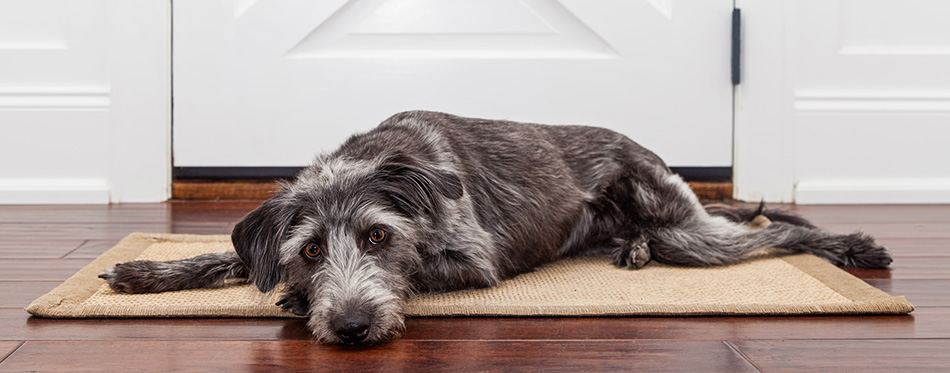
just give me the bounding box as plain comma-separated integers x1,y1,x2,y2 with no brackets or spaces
28,233,913,318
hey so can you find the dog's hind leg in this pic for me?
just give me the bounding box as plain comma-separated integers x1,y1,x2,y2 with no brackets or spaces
631,172,892,269
648,218,892,268
98,251,249,294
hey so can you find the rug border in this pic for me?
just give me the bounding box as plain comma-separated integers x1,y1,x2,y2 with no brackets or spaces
25,233,292,318
26,233,914,318
406,254,915,316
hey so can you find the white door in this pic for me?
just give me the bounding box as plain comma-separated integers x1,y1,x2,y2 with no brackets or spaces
174,0,734,172
0,0,169,204
735,0,950,204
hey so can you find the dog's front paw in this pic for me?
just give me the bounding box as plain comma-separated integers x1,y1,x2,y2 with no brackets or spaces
97,267,124,291
276,290,310,316
97,261,167,294
611,235,652,270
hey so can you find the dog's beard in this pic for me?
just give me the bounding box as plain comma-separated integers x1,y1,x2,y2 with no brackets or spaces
307,248,409,345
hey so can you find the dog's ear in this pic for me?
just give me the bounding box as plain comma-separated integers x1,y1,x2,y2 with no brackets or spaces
376,158,463,217
231,193,296,292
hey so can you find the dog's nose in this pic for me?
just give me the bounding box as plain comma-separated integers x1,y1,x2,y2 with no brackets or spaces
332,314,371,344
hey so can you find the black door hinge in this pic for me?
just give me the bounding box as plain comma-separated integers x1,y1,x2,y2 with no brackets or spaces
732,8,741,85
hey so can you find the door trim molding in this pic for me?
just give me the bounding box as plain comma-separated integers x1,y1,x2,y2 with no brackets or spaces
107,0,172,203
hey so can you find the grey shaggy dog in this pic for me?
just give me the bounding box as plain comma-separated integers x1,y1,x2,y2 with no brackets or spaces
100,110,892,345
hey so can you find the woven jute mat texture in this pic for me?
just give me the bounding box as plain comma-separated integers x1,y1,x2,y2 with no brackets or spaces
27,233,913,318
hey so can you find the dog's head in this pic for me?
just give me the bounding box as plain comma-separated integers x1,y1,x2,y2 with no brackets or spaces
231,154,462,344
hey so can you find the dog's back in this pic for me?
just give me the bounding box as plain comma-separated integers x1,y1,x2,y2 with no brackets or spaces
335,111,677,278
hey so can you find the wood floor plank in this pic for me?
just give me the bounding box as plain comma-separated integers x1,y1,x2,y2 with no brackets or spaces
0,341,22,365
847,257,950,280
5,308,946,342
0,240,84,259
0,259,92,281
0,204,171,224
171,223,233,234
0,201,256,224
168,200,260,222
0,222,230,240
732,339,950,372
0,282,59,309
0,223,172,240
8,311,308,341
865,279,950,307
821,222,950,239
876,237,950,257
62,239,121,259
0,340,757,372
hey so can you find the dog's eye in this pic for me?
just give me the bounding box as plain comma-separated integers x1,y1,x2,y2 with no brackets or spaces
368,228,387,245
302,242,322,260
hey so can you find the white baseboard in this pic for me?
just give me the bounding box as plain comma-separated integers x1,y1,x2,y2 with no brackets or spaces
795,179,950,204
0,178,110,204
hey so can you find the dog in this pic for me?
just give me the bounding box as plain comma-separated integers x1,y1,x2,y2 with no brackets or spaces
99,110,892,345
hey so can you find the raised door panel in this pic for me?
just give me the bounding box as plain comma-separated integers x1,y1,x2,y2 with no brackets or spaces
790,0,950,203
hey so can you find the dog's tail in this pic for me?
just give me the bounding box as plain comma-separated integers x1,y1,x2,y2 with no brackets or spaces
98,251,248,294
703,201,816,228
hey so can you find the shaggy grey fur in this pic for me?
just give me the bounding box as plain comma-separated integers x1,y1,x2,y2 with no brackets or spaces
100,111,892,345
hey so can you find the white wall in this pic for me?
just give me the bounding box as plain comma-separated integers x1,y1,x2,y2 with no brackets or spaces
735,0,950,204
0,0,170,204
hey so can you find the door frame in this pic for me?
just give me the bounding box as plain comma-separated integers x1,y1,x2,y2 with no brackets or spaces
109,0,172,203
733,0,796,202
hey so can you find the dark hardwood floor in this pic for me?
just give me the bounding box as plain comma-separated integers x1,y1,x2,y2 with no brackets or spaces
0,201,947,371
